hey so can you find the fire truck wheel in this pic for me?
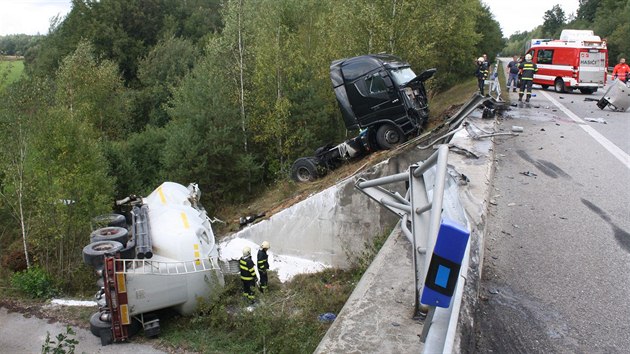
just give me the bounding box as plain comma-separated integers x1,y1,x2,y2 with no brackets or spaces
83,241,124,268
90,312,111,337
376,124,405,150
91,213,127,230
579,88,595,94
290,157,319,182
90,227,129,247
541,85,549,90
554,78,565,93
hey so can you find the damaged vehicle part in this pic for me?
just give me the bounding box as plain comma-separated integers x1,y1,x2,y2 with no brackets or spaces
291,54,436,182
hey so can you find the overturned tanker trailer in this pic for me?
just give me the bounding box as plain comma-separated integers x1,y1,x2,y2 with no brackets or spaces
82,182,225,345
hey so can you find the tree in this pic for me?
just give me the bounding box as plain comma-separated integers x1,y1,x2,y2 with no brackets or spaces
135,36,198,128
475,4,505,60
542,5,567,38
164,39,261,210
55,41,130,140
577,0,601,22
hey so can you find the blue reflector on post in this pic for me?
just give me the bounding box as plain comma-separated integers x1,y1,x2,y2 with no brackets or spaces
421,218,470,308
435,265,451,288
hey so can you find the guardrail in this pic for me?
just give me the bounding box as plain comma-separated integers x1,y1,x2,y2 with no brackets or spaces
355,145,450,317
355,144,471,353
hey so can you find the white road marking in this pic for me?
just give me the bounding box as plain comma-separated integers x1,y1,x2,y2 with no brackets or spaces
539,90,630,170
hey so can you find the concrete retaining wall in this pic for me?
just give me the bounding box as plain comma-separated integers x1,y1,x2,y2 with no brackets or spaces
223,145,434,268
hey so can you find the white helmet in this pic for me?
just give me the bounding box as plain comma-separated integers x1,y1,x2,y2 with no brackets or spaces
261,241,270,249
478,57,484,62
525,54,532,61
242,246,251,257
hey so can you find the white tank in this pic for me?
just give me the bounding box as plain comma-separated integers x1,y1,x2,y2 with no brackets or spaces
124,182,224,316
143,182,218,261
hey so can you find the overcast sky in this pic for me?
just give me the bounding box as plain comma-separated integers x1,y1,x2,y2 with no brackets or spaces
483,0,580,37
0,0,581,37
0,0,72,36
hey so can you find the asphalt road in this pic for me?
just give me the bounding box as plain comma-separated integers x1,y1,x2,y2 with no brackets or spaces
472,63,630,352
0,306,165,353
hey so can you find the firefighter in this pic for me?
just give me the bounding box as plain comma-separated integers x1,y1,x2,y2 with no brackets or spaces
257,241,270,292
518,54,538,102
239,246,257,303
612,58,629,83
475,57,489,96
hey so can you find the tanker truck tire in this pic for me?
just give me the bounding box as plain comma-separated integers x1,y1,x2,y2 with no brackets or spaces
119,239,136,260
290,157,319,182
90,312,111,337
91,213,126,229
90,227,128,247
83,241,124,268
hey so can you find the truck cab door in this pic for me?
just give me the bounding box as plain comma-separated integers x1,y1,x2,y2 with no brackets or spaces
347,71,404,126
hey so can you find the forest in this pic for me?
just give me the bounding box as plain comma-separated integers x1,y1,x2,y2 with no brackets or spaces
502,0,629,62
2,0,622,295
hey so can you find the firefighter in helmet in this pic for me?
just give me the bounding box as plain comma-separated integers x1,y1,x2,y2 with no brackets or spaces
257,241,270,292
518,54,538,102
239,246,257,302
475,56,489,96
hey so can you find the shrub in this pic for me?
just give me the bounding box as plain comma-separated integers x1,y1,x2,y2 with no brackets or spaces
41,326,79,354
10,266,58,299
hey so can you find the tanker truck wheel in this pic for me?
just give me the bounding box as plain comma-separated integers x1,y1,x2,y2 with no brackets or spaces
90,227,128,247
90,312,111,337
83,240,124,268
91,213,126,229
119,239,136,260
376,124,405,150
290,157,319,182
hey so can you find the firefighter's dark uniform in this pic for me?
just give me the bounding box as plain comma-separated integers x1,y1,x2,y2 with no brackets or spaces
518,61,538,102
475,61,489,96
239,255,257,302
257,248,269,292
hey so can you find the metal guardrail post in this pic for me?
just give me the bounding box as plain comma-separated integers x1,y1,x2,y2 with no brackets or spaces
355,144,450,317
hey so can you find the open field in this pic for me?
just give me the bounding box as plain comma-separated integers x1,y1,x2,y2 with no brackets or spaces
0,58,24,89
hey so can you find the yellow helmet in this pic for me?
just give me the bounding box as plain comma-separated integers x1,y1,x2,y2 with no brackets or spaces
261,241,270,249
242,246,251,257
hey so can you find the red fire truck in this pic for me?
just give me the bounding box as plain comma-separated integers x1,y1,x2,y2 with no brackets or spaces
526,30,607,94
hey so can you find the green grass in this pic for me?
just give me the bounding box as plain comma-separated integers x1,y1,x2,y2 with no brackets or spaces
156,230,391,353
0,59,25,89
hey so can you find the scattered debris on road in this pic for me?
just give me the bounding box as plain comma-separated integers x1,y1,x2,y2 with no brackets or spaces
520,171,538,177
584,117,607,124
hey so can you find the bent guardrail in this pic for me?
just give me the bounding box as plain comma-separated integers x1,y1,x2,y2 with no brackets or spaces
355,144,470,352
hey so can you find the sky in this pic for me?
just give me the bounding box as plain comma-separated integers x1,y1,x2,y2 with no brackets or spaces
0,0,72,36
483,0,581,37
0,0,581,37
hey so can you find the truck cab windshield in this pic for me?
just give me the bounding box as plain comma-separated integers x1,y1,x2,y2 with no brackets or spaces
389,67,416,86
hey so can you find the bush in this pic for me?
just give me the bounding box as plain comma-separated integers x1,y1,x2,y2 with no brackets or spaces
41,326,79,354
10,266,57,299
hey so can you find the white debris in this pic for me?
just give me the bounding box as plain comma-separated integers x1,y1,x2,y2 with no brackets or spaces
584,117,607,124
218,237,329,283
49,299,97,307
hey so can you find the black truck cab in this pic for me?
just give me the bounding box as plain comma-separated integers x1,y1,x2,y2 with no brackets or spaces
330,54,436,149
